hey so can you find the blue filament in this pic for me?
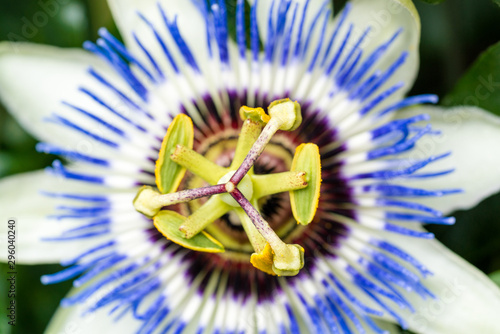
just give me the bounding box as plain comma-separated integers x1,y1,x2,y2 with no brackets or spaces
46,114,119,148
36,143,109,166
138,12,180,73
292,0,310,59
47,160,104,184
236,0,246,59
320,3,351,67
159,5,201,73
98,27,157,83
313,295,340,334
307,9,332,72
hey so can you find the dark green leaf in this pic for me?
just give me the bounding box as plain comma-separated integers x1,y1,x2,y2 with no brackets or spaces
443,41,500,115
490,270,500,287
419,0,447,4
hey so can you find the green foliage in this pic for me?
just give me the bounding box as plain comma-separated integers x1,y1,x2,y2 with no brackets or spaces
428,191,500,275
226,0,254,48
490,270,500,287
443,41,500,116
0,263,72,334
419,0,447,4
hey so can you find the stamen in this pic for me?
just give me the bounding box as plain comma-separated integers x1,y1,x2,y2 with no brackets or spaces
231,188,305,276
170,145,227,184
179,196,232,239
252,171,307,198
230,116,265,169
230,99,302,185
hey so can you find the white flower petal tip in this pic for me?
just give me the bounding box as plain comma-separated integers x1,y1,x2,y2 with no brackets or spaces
0,42,112,144
45,286,142,334
106,0,209,70
385,229,500,334
0,170,132,265
397,105,500,215
340,0,421,95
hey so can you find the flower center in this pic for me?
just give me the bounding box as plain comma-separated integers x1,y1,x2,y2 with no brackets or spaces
133,99,321,276
217,171,253,207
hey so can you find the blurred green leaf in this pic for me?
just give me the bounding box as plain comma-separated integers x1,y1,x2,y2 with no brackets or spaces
494,0,500,8
0,264,12,334
443,41,500,115
419,0,447,4
490,270,500,287
427,191,500,274
226,0,255,48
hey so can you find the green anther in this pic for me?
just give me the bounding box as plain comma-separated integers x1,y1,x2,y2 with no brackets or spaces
228,99,303,186
231,118,264,170
290,143,322,225
179,196,232,239
133,186,166,217
218,171,254,207
154,210,225,253
155,114,194,194
252,171,308,199
264,234,304,276
170,145,228,185
271,244,305,276
267,99,302,131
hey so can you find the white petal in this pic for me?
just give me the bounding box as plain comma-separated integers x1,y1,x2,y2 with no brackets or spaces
0,42,163,174
397,105,500,214
106,0,208,69
0,42,111,144
385,228,500,334
0,170,119,264
342,0,421,95
45,287,142,334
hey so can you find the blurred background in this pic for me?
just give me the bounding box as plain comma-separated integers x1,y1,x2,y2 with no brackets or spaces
1,0,500,333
